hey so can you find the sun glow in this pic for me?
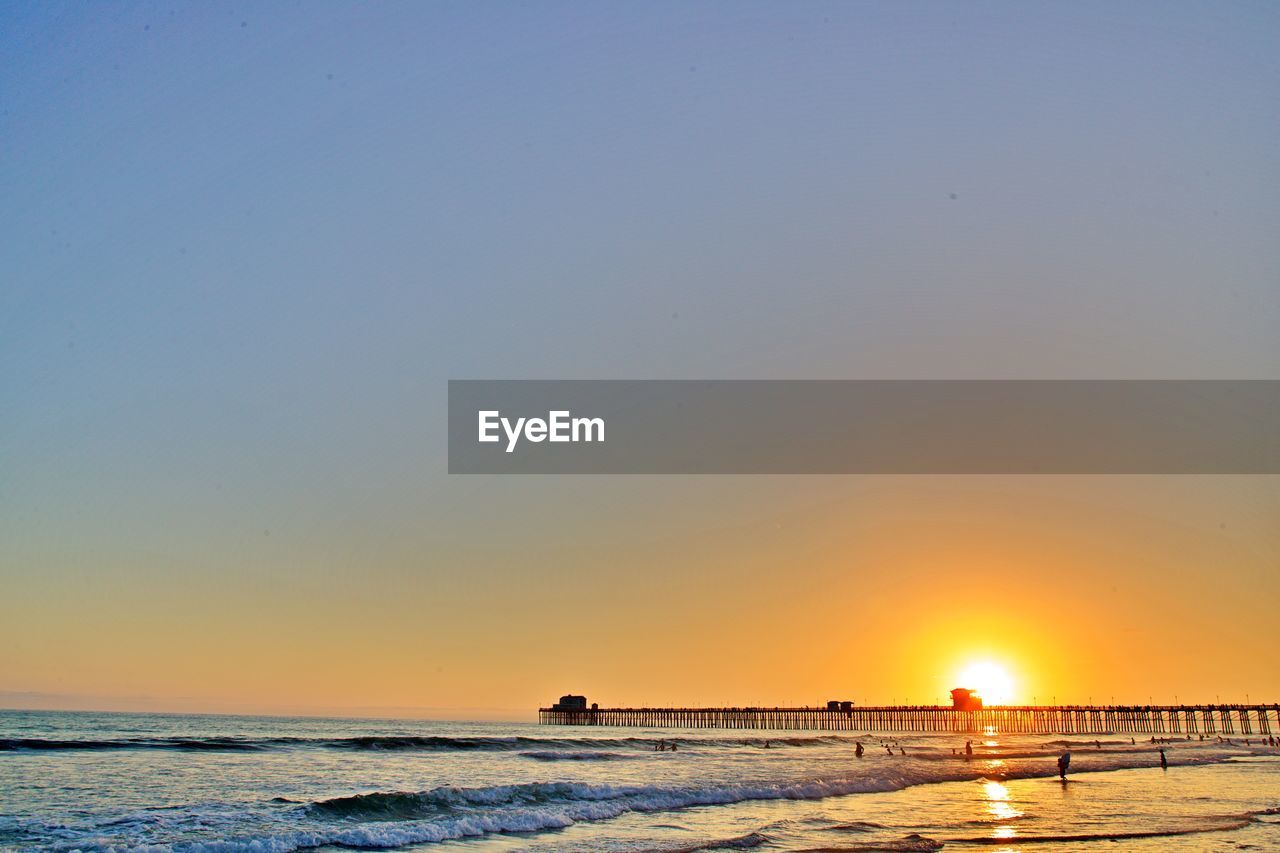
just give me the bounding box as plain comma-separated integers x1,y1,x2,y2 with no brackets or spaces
957,661,1015,705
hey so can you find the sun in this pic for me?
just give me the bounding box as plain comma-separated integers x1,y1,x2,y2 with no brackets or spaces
956,660,1015,705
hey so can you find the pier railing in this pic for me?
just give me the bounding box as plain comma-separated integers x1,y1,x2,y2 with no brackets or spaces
538,704,1279,735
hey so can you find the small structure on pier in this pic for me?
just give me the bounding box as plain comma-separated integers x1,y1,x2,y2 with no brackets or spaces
552,694,588,711
950,688,983,712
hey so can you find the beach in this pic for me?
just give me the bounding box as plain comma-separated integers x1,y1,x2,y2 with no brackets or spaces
3,709,1277,851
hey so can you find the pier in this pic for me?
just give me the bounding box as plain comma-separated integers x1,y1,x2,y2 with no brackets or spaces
539,704,1280,736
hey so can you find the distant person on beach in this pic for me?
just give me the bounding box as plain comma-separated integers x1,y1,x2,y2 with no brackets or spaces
1159,748,1167,769
855,742,864,758
1058,750,1071,779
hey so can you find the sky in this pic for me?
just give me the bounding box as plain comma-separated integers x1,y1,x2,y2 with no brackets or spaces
2,1,1278,718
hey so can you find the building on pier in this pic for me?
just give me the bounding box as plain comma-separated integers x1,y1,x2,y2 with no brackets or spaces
950,688,983,711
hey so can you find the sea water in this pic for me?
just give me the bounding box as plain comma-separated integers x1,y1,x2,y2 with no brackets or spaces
2,710,1277,851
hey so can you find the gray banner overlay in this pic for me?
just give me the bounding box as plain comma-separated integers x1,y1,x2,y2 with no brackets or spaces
448,381,1280,474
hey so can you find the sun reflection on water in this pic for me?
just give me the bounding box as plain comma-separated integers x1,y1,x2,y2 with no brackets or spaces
982,779,1024,839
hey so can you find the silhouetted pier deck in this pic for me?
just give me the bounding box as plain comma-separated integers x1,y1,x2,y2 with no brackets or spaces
539,704,1278,735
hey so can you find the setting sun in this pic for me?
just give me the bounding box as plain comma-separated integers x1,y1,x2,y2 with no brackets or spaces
957,661,1016,706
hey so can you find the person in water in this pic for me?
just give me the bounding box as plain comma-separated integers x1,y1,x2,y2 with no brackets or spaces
855,742,864,758
965,740,973,759
886,745,894,756
1058,749,1071,779
1159,748,1167,769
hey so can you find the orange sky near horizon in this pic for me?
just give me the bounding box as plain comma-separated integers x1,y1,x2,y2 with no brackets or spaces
4,475,1276,720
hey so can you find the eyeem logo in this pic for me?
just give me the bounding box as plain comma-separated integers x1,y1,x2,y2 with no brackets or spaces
478,410,605,453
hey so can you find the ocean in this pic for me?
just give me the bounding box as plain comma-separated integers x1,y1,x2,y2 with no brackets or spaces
1,710,1277,851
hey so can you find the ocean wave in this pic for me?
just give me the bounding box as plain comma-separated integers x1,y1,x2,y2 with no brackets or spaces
912,747,1156,761
827,820,888,832
0,737,268,752
298,774,936,838
298,748,1254,828
799,832,944,851
942,809,1278,845
519,750,636,761
664,830,771,851
0,733,863,754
